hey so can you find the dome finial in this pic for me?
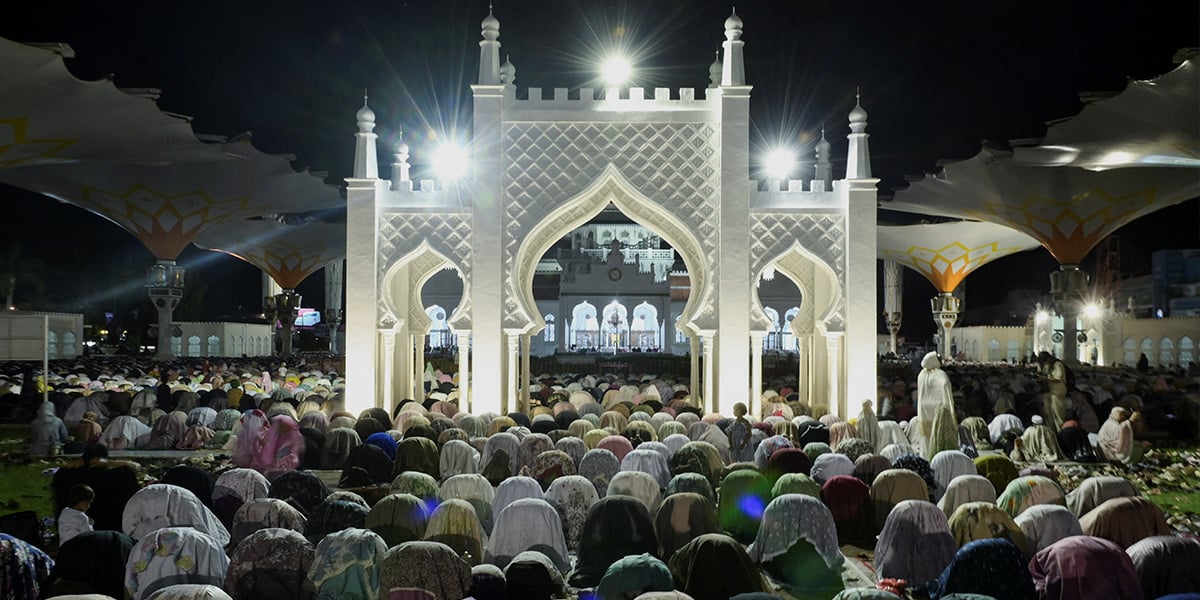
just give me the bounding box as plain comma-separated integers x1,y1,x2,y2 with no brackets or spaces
724,7,744,41
849,87,868,133
500,54,516,86
356,88,376,132
481,4,500,41
708,49,722,88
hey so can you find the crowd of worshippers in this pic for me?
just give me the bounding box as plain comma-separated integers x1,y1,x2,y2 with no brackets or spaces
5,355,1200,599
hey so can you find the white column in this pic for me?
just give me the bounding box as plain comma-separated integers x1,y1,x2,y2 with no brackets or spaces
717,83,753,416
504,333,520,415
702,334,716,414
798,336,808,406
380,329,396,413
689,335,701,405
825,333,843,417
457,331,472,412
345,179,382,413
414,334,425,401
750,331,765,417
521,333,532,414
470,80,506,415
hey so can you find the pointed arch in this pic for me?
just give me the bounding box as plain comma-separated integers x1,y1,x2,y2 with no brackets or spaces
753,241,841,337
511,164,710,337
381,240,470,334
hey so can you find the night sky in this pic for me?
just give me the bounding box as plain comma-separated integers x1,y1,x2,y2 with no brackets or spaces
1,1,1197,340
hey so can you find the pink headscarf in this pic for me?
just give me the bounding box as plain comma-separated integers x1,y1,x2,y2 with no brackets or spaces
257,414,303,474
232,409,269,469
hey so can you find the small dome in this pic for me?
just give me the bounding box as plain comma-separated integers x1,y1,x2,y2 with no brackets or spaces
817,134,832,152
724,8,743,31
356,101,375,124
482,10,500,33
395,138,409,155
849,102,868,124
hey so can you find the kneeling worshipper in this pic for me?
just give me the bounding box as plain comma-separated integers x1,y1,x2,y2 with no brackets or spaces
747,494,845,599
1097,407,1145,465
923,538,1036,600
1015,416,1065,462
874,500,957,586
1027,536,1142,600
668,533,768,600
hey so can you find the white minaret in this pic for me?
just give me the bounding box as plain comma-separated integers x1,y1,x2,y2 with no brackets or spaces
352,93,378,179
815,127,833,187
721,9,745,86
846,91,871,179
478,8,501,85
708,50,722,88
391,129,411,191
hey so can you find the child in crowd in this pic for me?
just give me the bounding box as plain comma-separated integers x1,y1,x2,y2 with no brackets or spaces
58,484,94,545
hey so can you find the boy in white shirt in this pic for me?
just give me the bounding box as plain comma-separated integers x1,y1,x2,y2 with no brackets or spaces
58,484,94,545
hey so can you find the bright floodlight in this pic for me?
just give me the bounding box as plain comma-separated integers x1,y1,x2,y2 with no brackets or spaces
1036,310,1050,324
1083,303,1102,319
764,148,797,180
432,143,469,181
601,56,633,86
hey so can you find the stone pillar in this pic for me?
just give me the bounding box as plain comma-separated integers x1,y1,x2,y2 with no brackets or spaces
825,333,843,417
146,260,184,359
1051,265,1089,366
702,334,716,414
457,331,472,412
413,333,425,401
689,334,701,406
521,333,532,414
717,84,753,416
750,331,765,417
324,259,344,354
504,333,520,414
345,177,383,412
380,329,396,413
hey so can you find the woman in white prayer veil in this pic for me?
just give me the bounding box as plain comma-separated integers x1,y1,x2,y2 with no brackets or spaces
857,399,879,450
917,352,958,459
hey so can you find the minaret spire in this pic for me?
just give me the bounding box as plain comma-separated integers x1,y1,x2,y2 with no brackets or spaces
721,8,746,86
352,92,378,179
815,125,832,186
391,127,411,191
708,49,722,88
478,6,502,85
846,89,871,178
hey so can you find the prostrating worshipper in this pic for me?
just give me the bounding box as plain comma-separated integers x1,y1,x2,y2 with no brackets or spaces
869,469,930,531
339,444,394,487
269,470,331,516
716,469,772,544
1078,496,1170,549
365,493,430,547
137,411,188,450
485,498,570,572
30,400,69,455
213,468,271,529
667,472,717,504
306,528,389,600
746,494,844,599
121,484,230,547
423,499,488,566
917,352,959,459
947,501,1031,558
568,496,658,589
162,464,216,510
924,538,1036,600
595,553,675,600
256,414,304,476
45,530,133,598
1036,351,1070,431
223,528,316,600
653,492,720,561
609,470,663,514
306,499,370,544
1056,420,1100,463
851,454,891,487
230,499,308,548
146,584,235,599
99,414,151,451
379,540,472,600
579,448,622,497
821,475,874,545
1126,535,1200,599
874,500,957,587
505,550,568,600
668,533,767,600
929,450,976,503
322,427,361,469
1028,536,1142,600
1065,475,1139,517
1097,406,1146,465
1015,415,1066,462
1012,504,1082,553
123,527,229,600
232,410,270,469
439,473,496,534
972,454,1018,496
995,475,1067,519
544,475,599,552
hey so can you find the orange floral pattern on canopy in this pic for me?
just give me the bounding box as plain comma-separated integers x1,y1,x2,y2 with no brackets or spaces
0,118,77,168
878,221,1041,294
882,240,1034,293
223,240,342,290
964,186,1158,265
80,183,256,260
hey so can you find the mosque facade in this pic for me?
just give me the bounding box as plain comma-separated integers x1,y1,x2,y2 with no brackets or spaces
343,9,879,418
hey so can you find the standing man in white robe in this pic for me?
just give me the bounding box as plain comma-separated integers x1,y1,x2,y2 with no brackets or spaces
917,351,959,459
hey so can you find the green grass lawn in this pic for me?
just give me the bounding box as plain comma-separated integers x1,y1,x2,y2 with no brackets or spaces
0,439,59,519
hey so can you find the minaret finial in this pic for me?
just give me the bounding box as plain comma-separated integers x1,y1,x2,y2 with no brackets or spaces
846,89,871,178
721,8,746,85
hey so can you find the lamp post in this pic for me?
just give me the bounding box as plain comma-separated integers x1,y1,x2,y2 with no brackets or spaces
146,260,185,358
930,292,960,361
264,290,303,358
1050,265,1090,365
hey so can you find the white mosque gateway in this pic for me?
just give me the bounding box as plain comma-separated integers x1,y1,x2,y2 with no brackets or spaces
343,8,879,418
